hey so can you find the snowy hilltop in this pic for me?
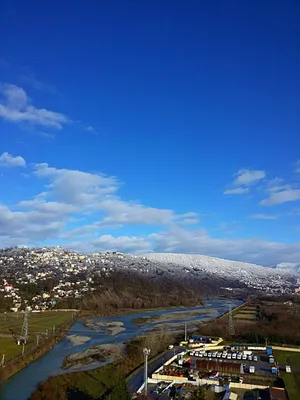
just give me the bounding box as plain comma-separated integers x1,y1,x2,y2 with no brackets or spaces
272,262,300,275
142,252,300,293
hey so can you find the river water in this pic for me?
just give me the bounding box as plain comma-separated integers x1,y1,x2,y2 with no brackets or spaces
0,298,242,400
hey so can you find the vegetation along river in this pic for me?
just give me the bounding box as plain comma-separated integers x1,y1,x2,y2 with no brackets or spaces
0,298,242,400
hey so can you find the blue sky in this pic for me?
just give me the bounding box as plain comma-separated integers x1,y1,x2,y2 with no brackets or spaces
1,0,300,264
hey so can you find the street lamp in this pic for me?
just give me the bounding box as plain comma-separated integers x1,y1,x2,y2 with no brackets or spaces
143,348,151,396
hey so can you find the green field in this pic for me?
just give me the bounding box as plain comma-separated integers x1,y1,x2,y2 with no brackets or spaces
233,305,258,324
31,363,128,399
274,350,300,400
0,311,74,360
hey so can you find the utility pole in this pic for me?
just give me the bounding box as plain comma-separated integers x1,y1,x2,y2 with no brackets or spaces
228,303,235,336
36,334,39,346
143,348,151,397
22,342,25,356
0,354,5,367
21,308,29,344
184,322,187,342
45,329,48,338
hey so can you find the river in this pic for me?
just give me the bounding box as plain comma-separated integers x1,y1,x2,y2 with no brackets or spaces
0,298,242,400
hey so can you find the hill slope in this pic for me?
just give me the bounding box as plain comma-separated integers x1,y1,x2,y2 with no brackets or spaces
142,252,299,292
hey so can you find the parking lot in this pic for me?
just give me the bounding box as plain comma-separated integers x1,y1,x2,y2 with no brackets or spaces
186,348,278,377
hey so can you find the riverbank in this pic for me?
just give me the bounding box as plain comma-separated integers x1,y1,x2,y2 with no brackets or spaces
0,314,77,385
0,298,240,400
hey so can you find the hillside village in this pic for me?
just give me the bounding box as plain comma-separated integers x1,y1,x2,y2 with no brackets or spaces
0,246,133,312
0,247,299,313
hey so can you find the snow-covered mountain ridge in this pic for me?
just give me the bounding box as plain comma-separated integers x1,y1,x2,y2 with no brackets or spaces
272,262,300,275
142,252,300,292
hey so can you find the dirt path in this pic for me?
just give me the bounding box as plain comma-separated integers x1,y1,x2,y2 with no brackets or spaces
273,346,300,353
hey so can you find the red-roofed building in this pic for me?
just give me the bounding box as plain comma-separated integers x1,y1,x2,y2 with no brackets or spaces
4,283,13,292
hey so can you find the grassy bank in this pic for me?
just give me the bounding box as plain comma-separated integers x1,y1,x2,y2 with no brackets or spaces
273,350,300,400
30,363,128,400
0,312,77,384
0,311,74,360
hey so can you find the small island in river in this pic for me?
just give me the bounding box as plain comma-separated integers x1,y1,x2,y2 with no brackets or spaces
62,343,123,370
132,308,218,327
84,320,125,335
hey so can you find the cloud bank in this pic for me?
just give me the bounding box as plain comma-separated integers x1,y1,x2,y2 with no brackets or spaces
1,157,300,265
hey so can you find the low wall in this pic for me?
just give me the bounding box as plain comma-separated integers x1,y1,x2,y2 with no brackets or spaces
152,374,269,391
230,382,268,390
273,346,300,353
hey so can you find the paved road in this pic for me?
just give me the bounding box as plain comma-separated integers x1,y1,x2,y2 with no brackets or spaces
273,346,300,353
127,347,183,396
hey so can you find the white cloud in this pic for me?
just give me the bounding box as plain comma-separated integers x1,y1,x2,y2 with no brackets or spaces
0,152,26,167
250,214,277,220
0,83,69,129
18,198,76,216
224,187,249,195
150,226,300,265
96,198,176,225
34,163,119,206
70,234,152,254
261,188,300,206
66,225,300,264
0,204,65,245
2,159,300,265
234,169,266,186
224,168,265,195
85,126,97,133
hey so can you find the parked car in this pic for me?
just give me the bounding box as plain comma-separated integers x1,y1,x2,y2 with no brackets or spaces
242,355,247,360
237,354,242,360
232,353,237,359
222,353,227,359
253,356,258,362
227,354,232,360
